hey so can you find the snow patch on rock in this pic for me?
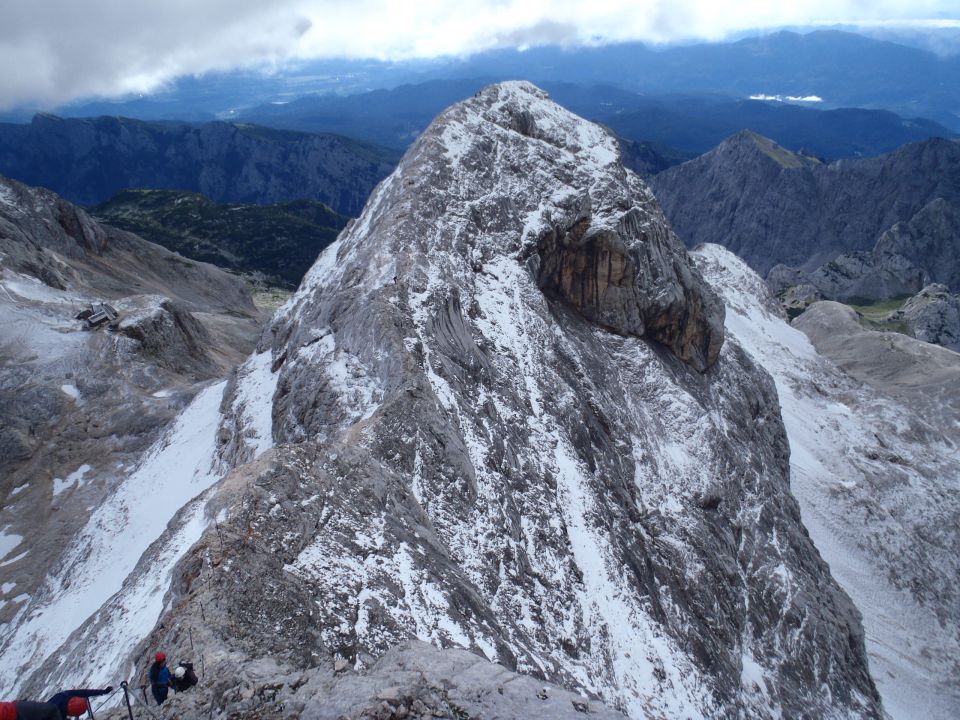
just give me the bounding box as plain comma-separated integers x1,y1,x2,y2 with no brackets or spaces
52,463,91,496
231,350,278,458
60,383,80,401
0,183,17,208
0,529,23,562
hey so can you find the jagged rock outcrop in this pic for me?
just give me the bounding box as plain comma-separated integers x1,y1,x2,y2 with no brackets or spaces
531,197,724,370
765,196,959,311
116,295,217,375
762,196,960,350
3,85,883,719
889,284,960,351
0,177,256,314
93,642,624,720
767,251,929,302
0,114,400,214
651,132,960,274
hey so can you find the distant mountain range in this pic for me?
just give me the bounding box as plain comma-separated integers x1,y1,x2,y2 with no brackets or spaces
238,79,956,159
0,115,399,213
91,190,349,287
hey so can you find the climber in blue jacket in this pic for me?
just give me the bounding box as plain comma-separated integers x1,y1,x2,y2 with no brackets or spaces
148,652,171,705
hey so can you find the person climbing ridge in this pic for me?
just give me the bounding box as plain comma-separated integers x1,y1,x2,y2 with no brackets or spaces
1,687,112,720
170,662,198,694
148,652,171,705
47,688,113,719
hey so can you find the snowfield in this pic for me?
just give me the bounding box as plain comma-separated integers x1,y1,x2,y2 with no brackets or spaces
0,350,280,697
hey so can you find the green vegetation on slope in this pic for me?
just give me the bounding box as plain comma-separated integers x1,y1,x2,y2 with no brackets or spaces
849,297,911,334
92,189,350,288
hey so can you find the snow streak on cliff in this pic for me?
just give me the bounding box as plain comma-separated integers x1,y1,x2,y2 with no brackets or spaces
0,351,279,696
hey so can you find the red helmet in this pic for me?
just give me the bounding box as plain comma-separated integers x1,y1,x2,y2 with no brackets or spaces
66,697,89,716
155,651,166,662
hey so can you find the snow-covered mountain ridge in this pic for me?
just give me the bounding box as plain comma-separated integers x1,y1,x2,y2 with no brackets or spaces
7,82,943,719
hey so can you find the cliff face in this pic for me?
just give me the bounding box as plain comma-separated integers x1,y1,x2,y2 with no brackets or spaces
0,114,399,214
695,247,960,720
1,85,882,719
874,197,960,292
651,132,960,275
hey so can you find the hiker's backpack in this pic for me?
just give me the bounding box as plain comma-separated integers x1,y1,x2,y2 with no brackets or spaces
0,701,17,720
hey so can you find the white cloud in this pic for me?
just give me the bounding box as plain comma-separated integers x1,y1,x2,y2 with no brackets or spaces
0,0,957,109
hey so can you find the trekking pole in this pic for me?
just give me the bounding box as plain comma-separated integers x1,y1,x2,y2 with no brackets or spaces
120,682,136,720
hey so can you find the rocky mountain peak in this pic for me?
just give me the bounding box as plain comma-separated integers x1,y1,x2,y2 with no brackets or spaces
3,85,886,720
280,80,724,373
241,82,876,717
652,131,960,275
717,130,821,169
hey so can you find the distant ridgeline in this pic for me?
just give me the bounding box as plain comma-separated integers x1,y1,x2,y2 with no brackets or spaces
92,189,349,287
652,131,960,274
12,29,957,141
652,131,960,350
237,78,958,161
0,114,399,215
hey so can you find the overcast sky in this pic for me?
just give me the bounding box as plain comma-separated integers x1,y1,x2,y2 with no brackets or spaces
2,0,958,109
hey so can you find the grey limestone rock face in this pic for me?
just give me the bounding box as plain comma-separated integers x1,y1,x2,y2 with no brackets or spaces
116,295,217,376
765,263,811,296
768,251,928,304
651,132,960,275
874,197,960,292
697,249,960,720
